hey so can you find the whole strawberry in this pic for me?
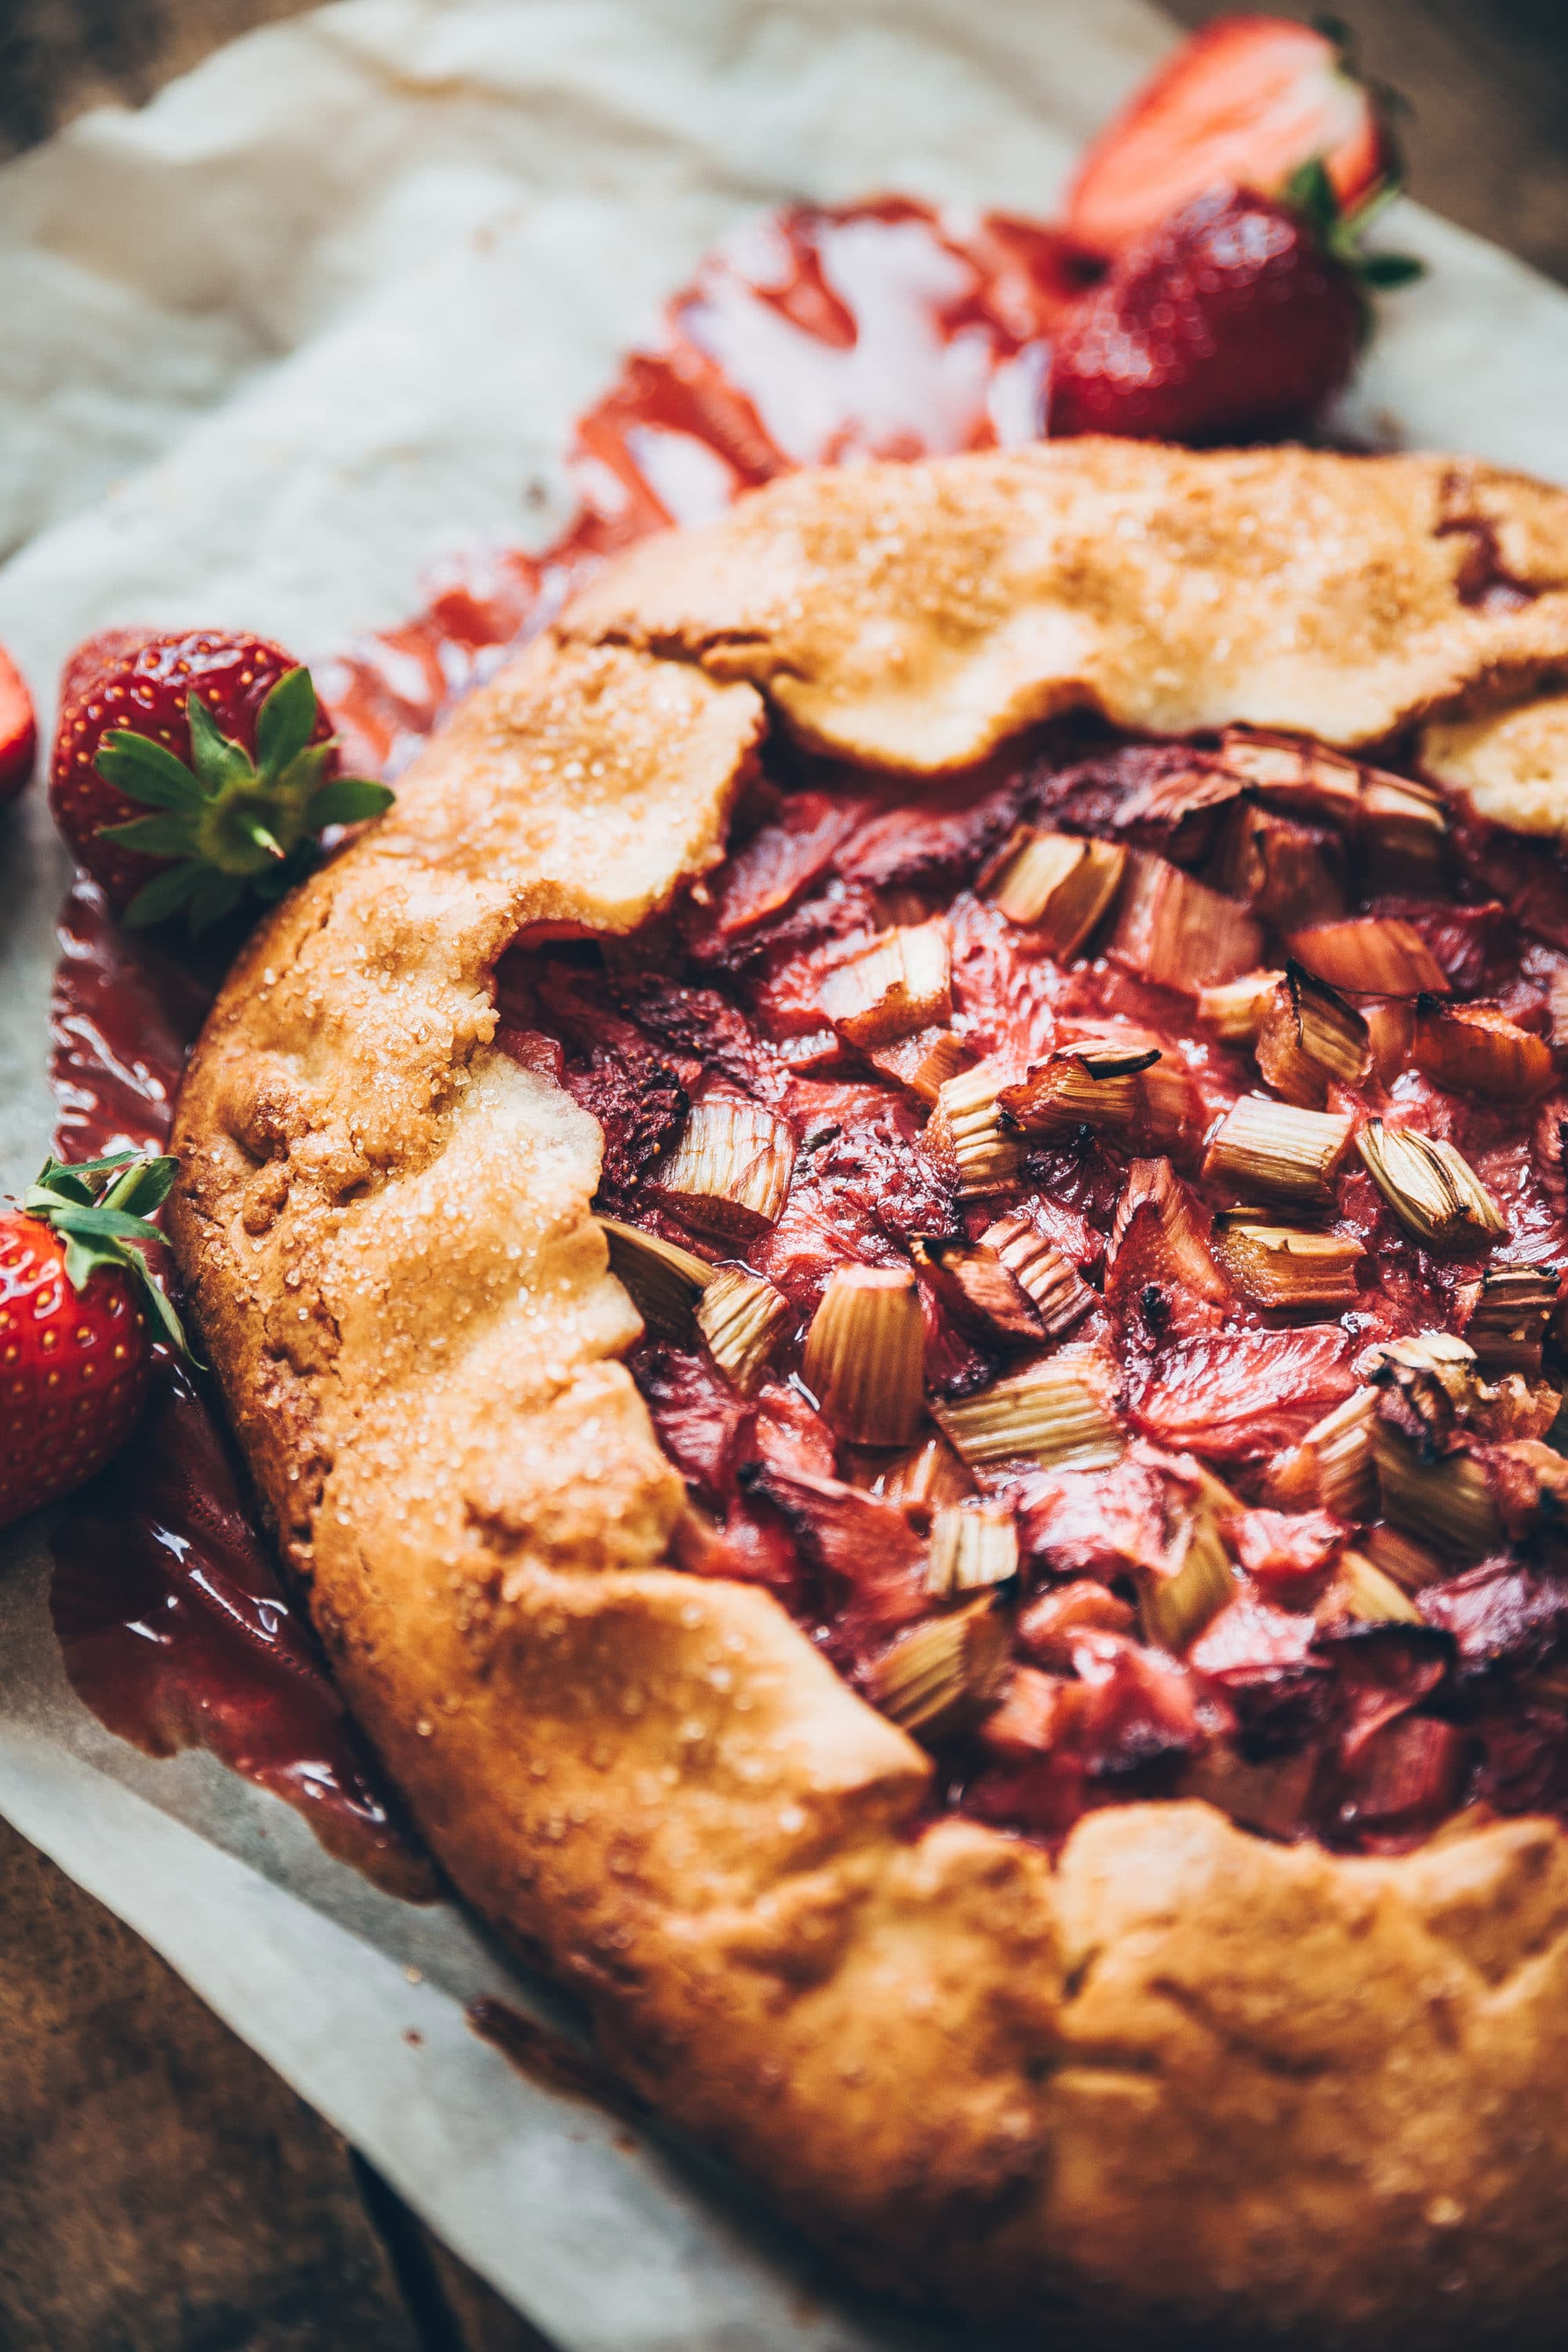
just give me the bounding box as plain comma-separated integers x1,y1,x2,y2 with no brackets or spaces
0,1152,189,1529
1049,178,1418,446
0,643,37,805
49,629,392,928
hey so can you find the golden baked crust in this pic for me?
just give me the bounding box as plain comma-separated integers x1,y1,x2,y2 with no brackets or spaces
170,445,1568,2343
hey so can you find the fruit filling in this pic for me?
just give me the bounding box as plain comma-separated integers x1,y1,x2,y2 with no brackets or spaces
498,718,1568,1857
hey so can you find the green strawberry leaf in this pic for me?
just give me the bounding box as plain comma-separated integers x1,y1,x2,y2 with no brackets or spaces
1285,156,1341,242
98,1156,177,1215
306,777,395,829
1359,250,1425,289
27,1150,194,1360
124,859,207,929
255,666,319,779
92,730,205,812
187,870,246,933
186,692,255,799
97,812,201,857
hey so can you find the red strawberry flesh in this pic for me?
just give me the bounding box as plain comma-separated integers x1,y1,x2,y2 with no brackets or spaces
0,644,37,806
1067,13,1389,256
1048,186,1363,445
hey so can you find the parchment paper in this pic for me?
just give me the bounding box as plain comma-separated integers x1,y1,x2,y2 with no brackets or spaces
2,3,1566,2341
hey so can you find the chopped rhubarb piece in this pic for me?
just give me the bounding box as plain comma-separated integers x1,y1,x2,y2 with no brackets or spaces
1420,1559,1568,1680
1457,1262,1562,1374
981,1212,1096,1339
741,1461,927,1626
937,1350,1124,1472
1356,1120,1504,1250
982,828,1126,954
1254,964,1370,1108
924,1501,1020,1597
1410,1000,1555,1102
1210,1216,1363,1316
1334,1714,1467,1838
865,1024,972,1102
861,1596,1010,1740
1138,1508,1237,1653
1196,968,1282,1043
599,1216,713,1341
1203,1095,1354,1206
927,1059,1022,1197
802,1264,924,1446
1131,1328,1356,1461
653,1096,796,1241
818,919,952,1047
1287,916,1450,996
999,1044,1159,1138
1106,850,1264,993
1068,1632,1229,1780
1211,800,1346,928
877,1432,975,1526
912,1235,1049,1350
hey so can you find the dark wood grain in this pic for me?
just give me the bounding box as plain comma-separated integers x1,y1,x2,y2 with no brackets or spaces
0,4,1564,2347
0,1813,548,2351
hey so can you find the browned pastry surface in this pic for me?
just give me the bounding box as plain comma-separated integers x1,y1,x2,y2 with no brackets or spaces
171,442,1568,2343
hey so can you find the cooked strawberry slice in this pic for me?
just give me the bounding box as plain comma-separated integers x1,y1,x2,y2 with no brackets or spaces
1065,14,1393,256
0,644,37,805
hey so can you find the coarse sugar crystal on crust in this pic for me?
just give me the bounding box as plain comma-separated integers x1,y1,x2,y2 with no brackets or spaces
170,442,1568,2343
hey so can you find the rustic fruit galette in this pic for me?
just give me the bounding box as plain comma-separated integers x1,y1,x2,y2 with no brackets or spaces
163,437,1568,2343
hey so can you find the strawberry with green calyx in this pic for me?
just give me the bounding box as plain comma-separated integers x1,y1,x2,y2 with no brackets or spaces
49,628,394,928
1048,175,1422,447
1065,13,1403,256
0,1152,192,1530
94,665,392,931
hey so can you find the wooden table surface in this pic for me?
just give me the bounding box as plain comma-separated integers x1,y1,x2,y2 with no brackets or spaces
2,5,1566,2350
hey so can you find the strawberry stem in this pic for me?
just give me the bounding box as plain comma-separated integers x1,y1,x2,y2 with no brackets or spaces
24,1152,194,1359
93,666,394,932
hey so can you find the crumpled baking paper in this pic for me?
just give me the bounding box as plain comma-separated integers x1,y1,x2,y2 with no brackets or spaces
1,3,1566,2343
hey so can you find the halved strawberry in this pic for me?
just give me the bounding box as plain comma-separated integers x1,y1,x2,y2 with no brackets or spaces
0,1151,190,1529
1066,14,1396,256
49,629,393,927
0,643,37,805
